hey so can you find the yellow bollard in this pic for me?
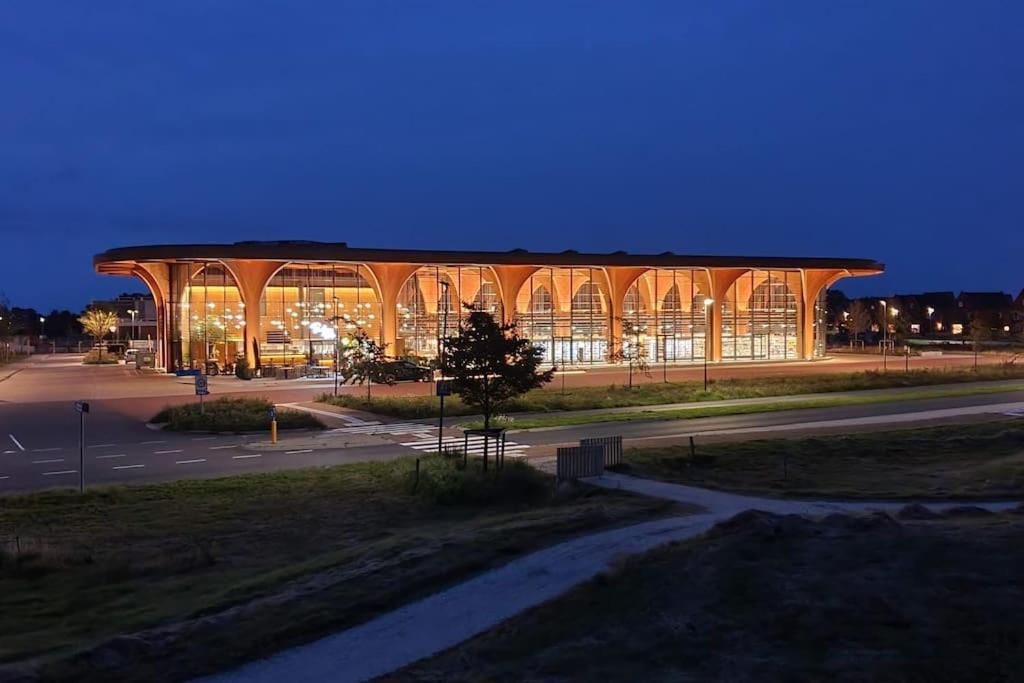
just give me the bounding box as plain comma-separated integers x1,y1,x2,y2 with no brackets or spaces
271,419,278,444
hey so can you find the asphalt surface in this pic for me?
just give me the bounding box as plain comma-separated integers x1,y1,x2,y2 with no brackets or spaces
1,354,1022,494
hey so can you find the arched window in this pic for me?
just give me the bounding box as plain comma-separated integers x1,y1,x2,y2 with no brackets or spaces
623,284,646,316
750,277,796,312
571,282,603,315
529,285,552,314
662,284,681,312
472,281,500,313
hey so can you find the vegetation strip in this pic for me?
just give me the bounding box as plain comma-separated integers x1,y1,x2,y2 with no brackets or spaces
470,381,1024,430
615,417,1024,500
319,365,1024,423
152,397,325,433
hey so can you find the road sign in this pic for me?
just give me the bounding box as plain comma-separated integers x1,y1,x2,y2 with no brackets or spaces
195,374,210,396
436,380,452,397
74,400,90,413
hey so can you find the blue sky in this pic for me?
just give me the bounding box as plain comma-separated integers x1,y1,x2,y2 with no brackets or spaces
2,1,1022,309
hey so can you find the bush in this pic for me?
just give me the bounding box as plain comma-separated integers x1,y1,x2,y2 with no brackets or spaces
152,397,324,432
411,456,550,506
235,357,251,380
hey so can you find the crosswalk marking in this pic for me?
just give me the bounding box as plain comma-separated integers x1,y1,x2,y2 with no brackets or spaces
328,422,434,438
400,435,531,458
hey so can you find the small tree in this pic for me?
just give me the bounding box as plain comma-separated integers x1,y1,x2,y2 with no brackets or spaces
441,307,554,429
78,309,119,358
847,300,870,346
610,318,650,389
969,311,992,370
337,328,392,401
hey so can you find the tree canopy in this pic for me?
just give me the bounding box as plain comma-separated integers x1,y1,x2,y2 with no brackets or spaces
441,307,554,429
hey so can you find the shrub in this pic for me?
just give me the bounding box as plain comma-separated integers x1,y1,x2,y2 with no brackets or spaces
152,397,323,432
411,456,550,506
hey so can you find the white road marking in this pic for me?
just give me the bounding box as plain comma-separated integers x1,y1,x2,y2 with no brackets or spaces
0,475,9,480
31,447,62,453
401,436,531,458
154,449,184,454
96,454,127,460
112,464,145,470
88,443,117,448
2,450,16,455
31,458,64,464
285,449,313,455
232,454,262,459
277,403,374,426
175,459,206,464
208,444,239,450
139,440,166,445
192,436,218,441
8,434,25,451
42,470,77,476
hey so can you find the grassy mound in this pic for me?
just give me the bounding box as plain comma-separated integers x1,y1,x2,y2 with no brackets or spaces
152,397,324,432
396,509,1024,681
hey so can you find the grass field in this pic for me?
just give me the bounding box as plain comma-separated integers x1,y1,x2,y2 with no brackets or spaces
319,365,1024,422
616,418,1024,500
0,456,676,681
152,396,324,432
391,509,1024,682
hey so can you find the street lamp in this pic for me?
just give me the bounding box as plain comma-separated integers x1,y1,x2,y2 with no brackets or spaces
437,281,450,456
879,300,888,371
39,316,46,338
703,298,714,391
333,296,340,397
127,309,138,341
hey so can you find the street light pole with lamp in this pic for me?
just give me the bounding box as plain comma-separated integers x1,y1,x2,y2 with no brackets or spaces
703,298,714,391
879,300,888,371
127,308,138,341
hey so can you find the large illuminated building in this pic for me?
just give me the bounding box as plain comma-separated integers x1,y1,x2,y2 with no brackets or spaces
94,242,883,372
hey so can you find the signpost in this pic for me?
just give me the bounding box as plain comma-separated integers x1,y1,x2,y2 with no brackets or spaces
436,379,451,454
269,406,278,443
195,374,210,414
74,401,89,493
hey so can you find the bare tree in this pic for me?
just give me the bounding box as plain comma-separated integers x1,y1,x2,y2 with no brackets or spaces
969,311,993,370
847,300,870,345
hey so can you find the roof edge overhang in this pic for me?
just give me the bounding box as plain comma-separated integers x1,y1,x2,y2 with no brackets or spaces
94,241,884,275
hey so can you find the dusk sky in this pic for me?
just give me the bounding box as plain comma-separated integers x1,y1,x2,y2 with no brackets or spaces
2,1,1022,311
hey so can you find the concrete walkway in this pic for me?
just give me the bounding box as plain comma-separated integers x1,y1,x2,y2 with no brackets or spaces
200,474,1020,683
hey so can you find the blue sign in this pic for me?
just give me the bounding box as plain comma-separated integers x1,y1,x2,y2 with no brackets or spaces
436,380,452,397
74,400,90,413
268,406,277,419
195,375,210,396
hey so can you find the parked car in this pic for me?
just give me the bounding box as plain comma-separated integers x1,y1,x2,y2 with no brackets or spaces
372,360,433,383
124,348,138,364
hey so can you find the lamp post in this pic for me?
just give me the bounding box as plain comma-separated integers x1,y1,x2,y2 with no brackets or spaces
437,281,450,456
39,316,46,338
127,309,138,341
926,306,935,334
333,297,340,397
703,298,714,392
879,300,887,371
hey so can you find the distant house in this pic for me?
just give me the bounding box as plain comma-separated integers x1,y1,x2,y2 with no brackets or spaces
891,291,956,335
957,292,1016,337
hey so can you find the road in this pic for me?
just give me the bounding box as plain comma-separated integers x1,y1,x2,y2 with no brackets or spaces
1,353,1021,493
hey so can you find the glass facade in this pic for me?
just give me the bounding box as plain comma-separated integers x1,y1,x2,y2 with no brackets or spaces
259,264,379,367
151,258,839,372
396,266,502,359
515,267,610,365
622,269,711,363
720,270,801,361
170,263,244,370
